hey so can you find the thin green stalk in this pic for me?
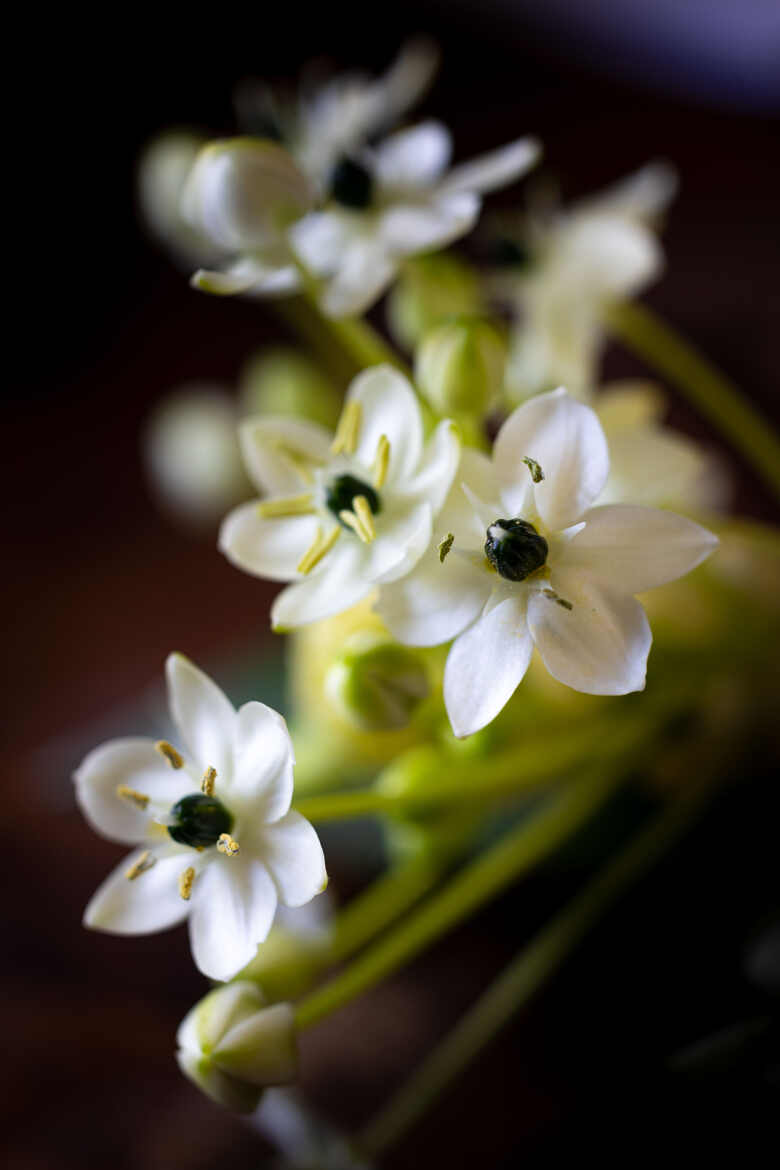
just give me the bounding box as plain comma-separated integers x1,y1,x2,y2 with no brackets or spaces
357,772,720,1158
294,764,624,1032
606,300,780,499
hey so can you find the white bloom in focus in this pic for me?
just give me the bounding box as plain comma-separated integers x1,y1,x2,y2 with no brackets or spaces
291,121,541,317
500,162,678,400
219,365,460,629
378,388,717,737
74,655,326,981
181,138,314,296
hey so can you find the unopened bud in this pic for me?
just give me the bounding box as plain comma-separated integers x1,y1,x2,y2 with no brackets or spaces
239,348,342,429
387,253,482,351
138,130,224,265
181,138,313,252
325,633,430,731
177,982,297,1112
415,318,507,417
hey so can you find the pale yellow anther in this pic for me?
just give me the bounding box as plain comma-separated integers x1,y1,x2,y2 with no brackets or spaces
217,833,240,857
331,400,362,455
156,740,184,769
271,441,315,484
257,493,315,518
179,866,195,900
201,766,216,796
125,850,156,880
438,533,455,563
352,495,376,542
297,525,341,574
372,434,390,489
339,510,368,542
116,785,150,810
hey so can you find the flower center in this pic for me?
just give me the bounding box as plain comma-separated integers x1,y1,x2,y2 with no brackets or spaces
326,474,381,525
168,793,234,848
330,156,374,209
485,519,548,581
489,237,534,270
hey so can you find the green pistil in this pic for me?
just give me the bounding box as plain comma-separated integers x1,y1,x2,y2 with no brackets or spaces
330,156,374,209
484,519,548,582
326,474,381,525
168,793,233,848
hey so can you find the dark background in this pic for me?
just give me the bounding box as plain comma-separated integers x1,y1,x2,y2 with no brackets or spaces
5,3,780,1166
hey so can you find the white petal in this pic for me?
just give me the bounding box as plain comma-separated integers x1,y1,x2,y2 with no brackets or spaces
191,264,264,296
405,419,460,514
373,38,440,125
191,257,300,297
239,415,333,495
379,192,479,256
444,596,533,737
595,381,666,431
557,214,661,299
74,738,193,845
83,849,190,934
320,239,397,317
230,701,294,821
439,136,541,195
219,503,320,583
494,388,609,531
599,424,721,510
271,542,372,629
578,161,678,224
444,448,503,542
188,857,278,981
378,544,490,647
289,210,356,276
255,810,327,907
166,654,236,777
558,505,718,594
527,571,651,695
374,121,453,190
348,365,424,482
367,498,432,585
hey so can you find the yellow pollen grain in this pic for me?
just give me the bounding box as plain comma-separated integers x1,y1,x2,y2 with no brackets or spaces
116,785,149,810
201,766,216,796
372,434,390,488
331,400,362,455
156,740,183,769
297,525,341,574
257,493,315,518
217,833,240,857
125,850,155,880
352,495,376,542
179,866,195,900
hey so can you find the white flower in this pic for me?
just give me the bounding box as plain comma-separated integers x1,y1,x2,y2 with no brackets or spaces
291,121,541,317
74,654,326,981
499,162,677,400
219,364,460,630
378,388,717,737
181,138,314,297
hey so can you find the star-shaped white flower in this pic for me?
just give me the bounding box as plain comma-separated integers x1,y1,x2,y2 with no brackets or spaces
498,162,678,400
74,654,326,981
378,388,718,737
290,121,541,317
219,365,460,630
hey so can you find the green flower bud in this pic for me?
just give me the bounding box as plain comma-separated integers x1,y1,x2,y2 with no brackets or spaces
239,348,342,430
387,253,482,351
237,925,329,1002
325,633,430,732
415,318,507,417
177,982,297,1113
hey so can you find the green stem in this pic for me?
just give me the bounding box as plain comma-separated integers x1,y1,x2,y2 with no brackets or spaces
357,772,720,1158
294,765,624,1032
606,300,780,500
293,713,650,824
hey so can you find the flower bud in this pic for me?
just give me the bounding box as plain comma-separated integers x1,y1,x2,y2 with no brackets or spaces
387,253,482,351
144,385,250,527
415,318,507,417
239,347,342,429
325,633,430,731
181,138,313,252
237,924,329,1002
177,982,297,1112
137,130,223,264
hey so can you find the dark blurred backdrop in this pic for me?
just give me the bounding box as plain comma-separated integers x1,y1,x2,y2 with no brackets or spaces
5,3,780,1167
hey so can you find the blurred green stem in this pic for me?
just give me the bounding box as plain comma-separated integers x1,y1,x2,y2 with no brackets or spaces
607,301,780,500
357,770,721,1158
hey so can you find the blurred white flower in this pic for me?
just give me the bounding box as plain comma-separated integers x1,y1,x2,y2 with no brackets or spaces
137,130,226,268
498,162,677,400
181,138,314,296
378,388,717,737
219,365,459,629
75,654,326,981
291,122,541,316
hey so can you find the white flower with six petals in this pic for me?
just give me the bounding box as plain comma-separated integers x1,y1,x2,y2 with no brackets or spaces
378,388,718,737
74,654,326,981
